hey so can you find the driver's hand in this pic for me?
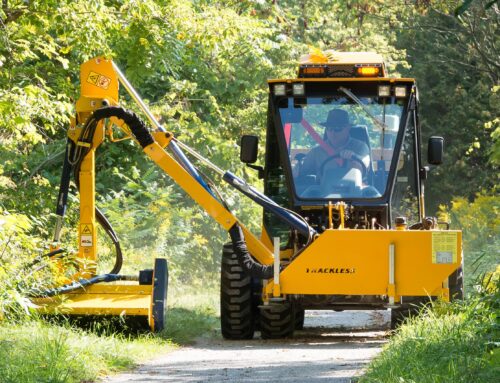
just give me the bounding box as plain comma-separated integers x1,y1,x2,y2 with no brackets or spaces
340,149,355,159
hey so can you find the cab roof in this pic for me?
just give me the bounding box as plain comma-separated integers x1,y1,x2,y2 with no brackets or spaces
268,50,415,83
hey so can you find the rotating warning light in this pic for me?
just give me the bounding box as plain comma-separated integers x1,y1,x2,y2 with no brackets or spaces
356,66,380,77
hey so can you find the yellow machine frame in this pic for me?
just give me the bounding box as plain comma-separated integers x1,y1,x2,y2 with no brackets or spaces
33,55,462,332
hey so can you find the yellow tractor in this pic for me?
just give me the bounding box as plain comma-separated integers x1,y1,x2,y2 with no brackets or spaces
32,51,463,337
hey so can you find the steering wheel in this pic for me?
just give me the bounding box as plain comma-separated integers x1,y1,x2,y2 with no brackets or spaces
319,153,367,177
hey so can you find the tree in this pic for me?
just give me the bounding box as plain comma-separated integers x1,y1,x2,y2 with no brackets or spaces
395,1,499,212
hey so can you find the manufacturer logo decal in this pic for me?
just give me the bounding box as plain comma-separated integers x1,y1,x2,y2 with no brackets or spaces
306,267,355,274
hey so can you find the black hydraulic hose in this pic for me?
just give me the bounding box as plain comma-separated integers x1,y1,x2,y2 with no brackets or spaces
229,224,274,279
55,139,74,217
29,274,136,298
223,172,316,240
95,207,123,274
92,106,154,148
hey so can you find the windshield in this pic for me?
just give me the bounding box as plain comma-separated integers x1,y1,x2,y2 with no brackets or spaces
279,95,405,199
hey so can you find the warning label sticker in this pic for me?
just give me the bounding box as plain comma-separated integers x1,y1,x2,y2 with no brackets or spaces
81,235,92,247
432,232,457,264
80,224,92,235
87,71,111,90
80,224,93,247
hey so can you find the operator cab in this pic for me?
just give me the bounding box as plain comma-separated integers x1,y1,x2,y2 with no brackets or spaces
280,94,401,200
242,52,435,242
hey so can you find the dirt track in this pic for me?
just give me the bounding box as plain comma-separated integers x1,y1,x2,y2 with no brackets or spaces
103,310,390,383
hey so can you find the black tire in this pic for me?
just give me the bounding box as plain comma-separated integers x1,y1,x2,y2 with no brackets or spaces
390,298,429,330
220,243,257,339
390,307,411,330
449,266,464,301
260,302,296,339
251,277,263,330
295,308,305,330
152,258,169,332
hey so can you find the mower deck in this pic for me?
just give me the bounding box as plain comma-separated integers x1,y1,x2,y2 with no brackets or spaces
33,284,153,317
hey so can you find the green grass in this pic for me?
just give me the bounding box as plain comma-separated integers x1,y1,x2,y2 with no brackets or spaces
0,286,219,383
164,286,219,344
360,289,499,383
0,320,166,383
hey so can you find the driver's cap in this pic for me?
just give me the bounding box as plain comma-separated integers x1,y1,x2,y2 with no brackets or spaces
320,109,350,129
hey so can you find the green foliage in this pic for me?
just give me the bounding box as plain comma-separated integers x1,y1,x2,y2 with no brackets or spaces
440,190,500,291
361,277,499,383
486,86,500,166
0,0,290,285
164,286,219,344
0,209,56,319
395,1,499,213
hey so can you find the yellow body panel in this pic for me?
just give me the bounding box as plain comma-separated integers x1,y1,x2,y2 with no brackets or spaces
79,57,118,103
33,284,153,316
77,150,97,278
75,57,119,126
267,229,461,298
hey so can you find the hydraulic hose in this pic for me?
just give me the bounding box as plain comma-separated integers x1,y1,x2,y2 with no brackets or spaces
229,224,274,279
93,106,154,148
223,172,316,241
30,274,137,298
95,207,123,275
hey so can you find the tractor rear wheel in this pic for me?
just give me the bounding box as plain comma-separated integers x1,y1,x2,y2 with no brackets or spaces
390,298,428,330
295,308,305,330
260,302,296,339
220,243,257,339
449,266,464,301
390,307,413,329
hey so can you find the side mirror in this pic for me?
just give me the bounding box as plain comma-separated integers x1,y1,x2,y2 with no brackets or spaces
240,135,259,164
428,136,444,165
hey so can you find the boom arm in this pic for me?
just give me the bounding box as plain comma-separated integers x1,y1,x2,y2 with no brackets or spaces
54,57,315,280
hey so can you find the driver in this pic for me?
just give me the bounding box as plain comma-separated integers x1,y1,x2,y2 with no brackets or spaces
300,109,370,179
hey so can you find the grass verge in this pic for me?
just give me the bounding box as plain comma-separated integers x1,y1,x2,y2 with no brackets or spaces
0,285,219,383
165,286,219,344
0,319,165,383
360,280,499,383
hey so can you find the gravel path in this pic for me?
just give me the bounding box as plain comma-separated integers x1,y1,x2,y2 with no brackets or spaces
103,310,390,383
